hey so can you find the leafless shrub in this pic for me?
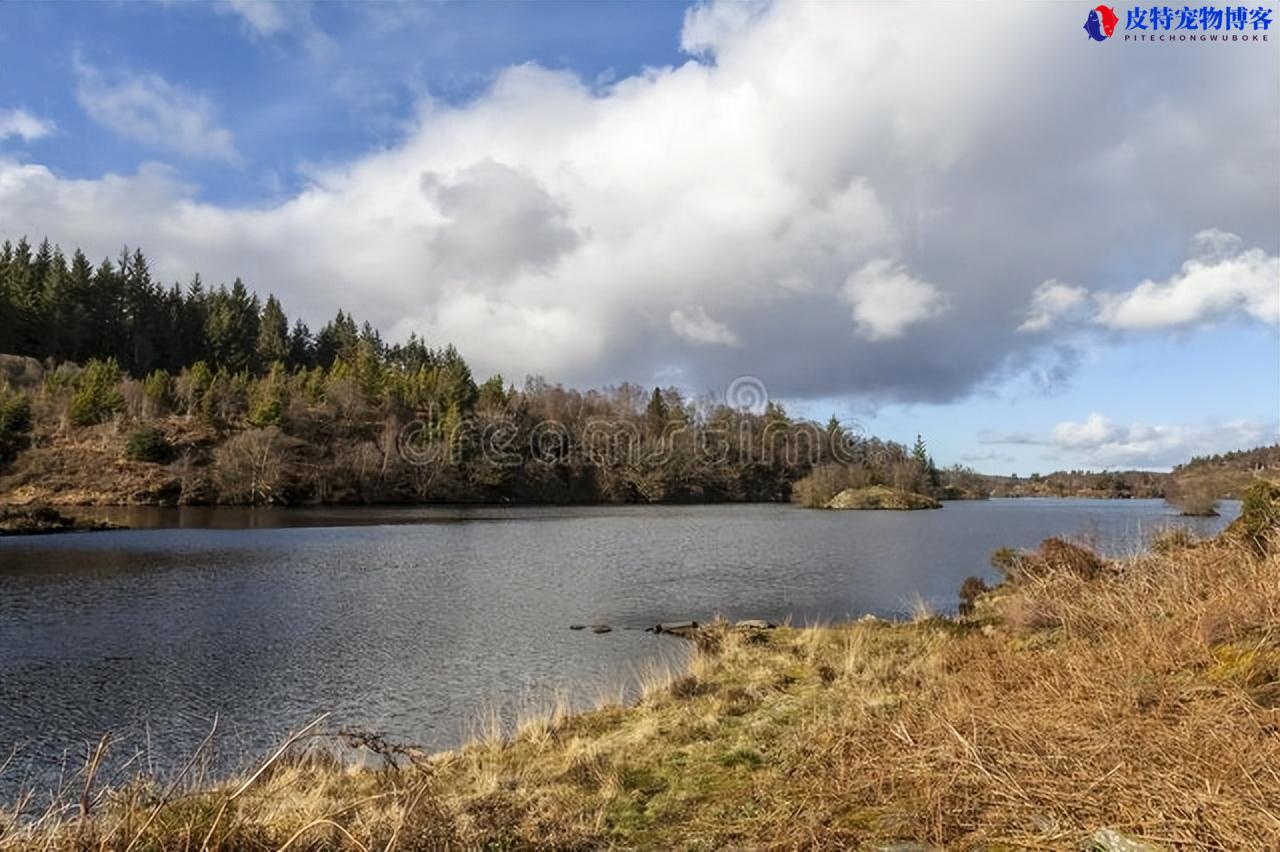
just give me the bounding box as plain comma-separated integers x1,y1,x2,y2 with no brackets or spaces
211,427,298,504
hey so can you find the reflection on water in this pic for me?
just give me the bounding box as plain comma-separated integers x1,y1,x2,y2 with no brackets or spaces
0,499,1236,796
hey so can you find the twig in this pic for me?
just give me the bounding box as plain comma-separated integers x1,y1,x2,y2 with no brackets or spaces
79,734,111,821
122,714,219,852
199,713,328,851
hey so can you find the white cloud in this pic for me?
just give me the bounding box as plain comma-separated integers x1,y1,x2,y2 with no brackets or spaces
73,58,239,162
215,0,336,61
1018,280,1088,333
1051,412,1121,448
0,108,55,142
669,306,740,346
218,0,289,36
0,3,1275,403
842,260,947,341
1014,231,1278,335
1094,229,1279,330
993,412,1274,469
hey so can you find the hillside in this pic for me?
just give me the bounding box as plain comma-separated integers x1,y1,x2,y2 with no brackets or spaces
1170,445,1280,499
974,446,1280,501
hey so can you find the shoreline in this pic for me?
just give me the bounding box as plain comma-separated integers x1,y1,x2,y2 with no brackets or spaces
3,485,1276,849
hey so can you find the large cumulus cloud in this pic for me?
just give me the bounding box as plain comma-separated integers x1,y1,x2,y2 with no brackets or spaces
0,2,1276,403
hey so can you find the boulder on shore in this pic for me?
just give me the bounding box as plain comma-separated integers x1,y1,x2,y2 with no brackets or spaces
824,486,941,511
652,621,699,638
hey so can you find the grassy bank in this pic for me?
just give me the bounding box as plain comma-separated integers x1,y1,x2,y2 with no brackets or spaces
4,488,1278,850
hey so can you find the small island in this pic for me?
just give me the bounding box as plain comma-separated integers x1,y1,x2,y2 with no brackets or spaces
0,505,121,536
823,484,941,510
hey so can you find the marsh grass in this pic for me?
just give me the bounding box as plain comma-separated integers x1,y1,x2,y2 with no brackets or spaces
4,517,1279,849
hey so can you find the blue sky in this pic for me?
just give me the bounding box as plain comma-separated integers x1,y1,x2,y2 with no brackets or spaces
1,2,690,203
0,1,1276,473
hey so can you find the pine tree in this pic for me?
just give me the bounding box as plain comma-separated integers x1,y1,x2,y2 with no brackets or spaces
646,387,668,437
205,279,260,371
912,434,929,469
64,250,95,362
286,318,315,370
256,295,289,368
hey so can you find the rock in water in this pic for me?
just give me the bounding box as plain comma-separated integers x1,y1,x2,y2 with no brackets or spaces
591,624,612,634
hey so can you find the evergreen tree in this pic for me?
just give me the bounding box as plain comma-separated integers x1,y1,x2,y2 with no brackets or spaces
316,310,358,367
0,240,13,353
256,295,289,368
646,387,668,437
286,318,315,370
912,434,929,469
205,278,260,371
63,250,95,362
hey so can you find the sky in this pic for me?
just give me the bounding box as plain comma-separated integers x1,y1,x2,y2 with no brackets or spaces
0,0,1276,474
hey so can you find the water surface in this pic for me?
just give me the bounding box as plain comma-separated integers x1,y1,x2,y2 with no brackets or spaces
0,499,1236,797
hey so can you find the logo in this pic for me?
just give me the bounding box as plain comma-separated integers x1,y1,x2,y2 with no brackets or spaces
1084,5,1120,39
1085,5,1273,43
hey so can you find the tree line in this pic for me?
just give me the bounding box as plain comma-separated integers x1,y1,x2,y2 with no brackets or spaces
0,235,984,506
0,236,459,377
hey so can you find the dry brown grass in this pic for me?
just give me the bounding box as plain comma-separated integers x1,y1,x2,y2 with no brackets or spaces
4,519,1278,850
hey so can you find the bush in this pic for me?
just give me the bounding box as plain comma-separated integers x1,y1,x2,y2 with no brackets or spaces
212,427,297,504
142,370,172,417
1167,480,1220,517
990,538,1105,582
0,384,31,436
958,576,990,616
248,362,288,427
125,426,174,463
989,547,1022,580
68,359,125,426
791,463,870,508
1237,480,1280,556
1151,526,1197,553
0,383,32,460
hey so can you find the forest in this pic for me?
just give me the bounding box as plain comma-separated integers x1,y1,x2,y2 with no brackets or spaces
5,236,1268,508
0,236,980,506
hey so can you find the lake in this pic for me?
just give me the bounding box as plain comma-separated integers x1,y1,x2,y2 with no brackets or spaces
0,499,1236,799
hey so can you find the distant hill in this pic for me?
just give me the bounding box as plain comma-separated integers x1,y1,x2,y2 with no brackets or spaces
1169,444,1280,499
981,469,1169,499
976,444,1280,500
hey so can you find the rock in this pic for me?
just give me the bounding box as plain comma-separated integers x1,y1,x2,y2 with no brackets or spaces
569,624,586,631
0,353,44,387
734,619,776,630
655,621,699,638
590,624,612,634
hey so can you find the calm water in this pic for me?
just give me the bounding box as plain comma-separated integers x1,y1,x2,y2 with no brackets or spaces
0,499,1236,797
